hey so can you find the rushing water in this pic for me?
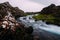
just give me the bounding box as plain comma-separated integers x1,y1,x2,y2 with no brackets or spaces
18,15,60,35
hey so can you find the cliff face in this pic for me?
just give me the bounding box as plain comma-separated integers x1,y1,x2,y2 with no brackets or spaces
0,2,24,19
0,2,33,40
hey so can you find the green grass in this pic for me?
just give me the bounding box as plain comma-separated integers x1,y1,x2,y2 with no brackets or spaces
33,14,55,24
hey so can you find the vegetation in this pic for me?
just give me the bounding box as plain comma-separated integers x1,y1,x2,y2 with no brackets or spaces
32,4,60,26
33,14,55,24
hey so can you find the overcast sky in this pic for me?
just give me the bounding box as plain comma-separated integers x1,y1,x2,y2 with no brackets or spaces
0,0,60,12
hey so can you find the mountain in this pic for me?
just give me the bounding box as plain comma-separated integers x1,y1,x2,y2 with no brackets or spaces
0,2,24,19
33,4,60,26
41,4,60,17
40,4,60,25
0,2,33,40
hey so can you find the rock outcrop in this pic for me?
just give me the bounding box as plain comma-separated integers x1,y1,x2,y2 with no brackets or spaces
0,2,33,40
41,4,60,17
0,2,24,19
40,4,60,25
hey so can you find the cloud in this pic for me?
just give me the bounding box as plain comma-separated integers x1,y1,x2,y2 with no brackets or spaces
54,0,60,5
18,0,45,12
0,0,60,12
1,0,60,12
31,0,60,6
0,0,45,12
0,0,8,3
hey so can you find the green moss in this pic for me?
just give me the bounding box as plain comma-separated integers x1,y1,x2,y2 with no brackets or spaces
33,14,55,19
33,14,55,24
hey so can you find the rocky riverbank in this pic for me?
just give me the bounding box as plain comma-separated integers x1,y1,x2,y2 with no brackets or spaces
0,2,33,40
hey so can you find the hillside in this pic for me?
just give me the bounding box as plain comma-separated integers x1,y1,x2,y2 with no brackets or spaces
0,2,33,40
33,4,60,26
0,2,25,19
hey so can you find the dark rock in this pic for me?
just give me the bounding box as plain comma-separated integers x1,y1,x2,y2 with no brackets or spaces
0,2,33,40
41,4,56,14
40,4,60,26
0,2,24,19
25,26,33,34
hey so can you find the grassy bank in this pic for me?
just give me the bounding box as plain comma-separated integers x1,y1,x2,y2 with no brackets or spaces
33,14,60,26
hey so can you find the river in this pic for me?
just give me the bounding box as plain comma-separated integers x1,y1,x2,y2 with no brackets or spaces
18,15,60,40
